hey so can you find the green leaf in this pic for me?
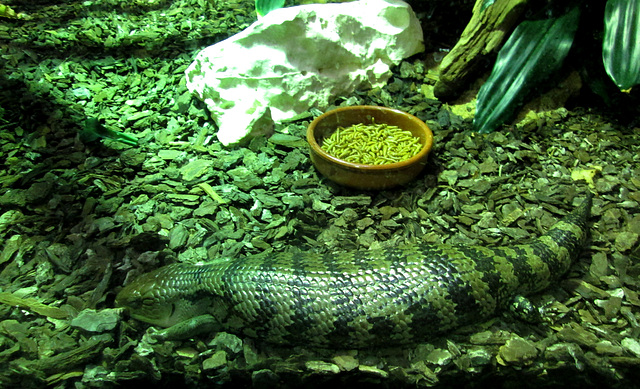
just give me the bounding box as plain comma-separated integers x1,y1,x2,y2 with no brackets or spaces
473,7,580,134
602,0,640,90
255,0,285,18
80,117,138,146
480,0,496,13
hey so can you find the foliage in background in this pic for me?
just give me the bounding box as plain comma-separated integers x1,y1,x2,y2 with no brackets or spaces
473,6,580,134
0,2,29,19
602,0,640,90
474,0,640,133
255,0,285,17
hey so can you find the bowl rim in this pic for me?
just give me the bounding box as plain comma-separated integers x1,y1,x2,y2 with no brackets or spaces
307,105,433,171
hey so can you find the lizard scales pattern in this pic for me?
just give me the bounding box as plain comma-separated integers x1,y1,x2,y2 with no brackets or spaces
116,194,592,348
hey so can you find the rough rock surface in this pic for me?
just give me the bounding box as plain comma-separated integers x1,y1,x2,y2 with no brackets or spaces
185,0,424,145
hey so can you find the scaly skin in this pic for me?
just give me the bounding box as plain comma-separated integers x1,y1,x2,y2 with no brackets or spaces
116,193,592,348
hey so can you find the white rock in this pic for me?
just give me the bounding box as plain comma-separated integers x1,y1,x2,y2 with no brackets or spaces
185,0,424,145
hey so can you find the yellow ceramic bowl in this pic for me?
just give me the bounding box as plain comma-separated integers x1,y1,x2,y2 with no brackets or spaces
307,106,433,190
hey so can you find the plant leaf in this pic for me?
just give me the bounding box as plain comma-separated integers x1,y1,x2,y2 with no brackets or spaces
255,0,285,18
473,7,580,134
481,0,496,13
602,0,640,90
